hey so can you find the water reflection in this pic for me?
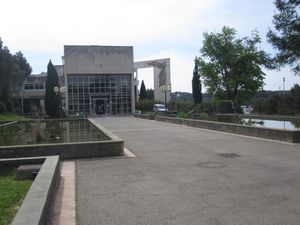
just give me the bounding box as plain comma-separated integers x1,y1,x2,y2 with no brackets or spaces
243,119,300,130
0,121,108,146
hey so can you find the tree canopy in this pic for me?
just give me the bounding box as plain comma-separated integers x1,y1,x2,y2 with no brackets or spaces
267,0,300,76
0,38,32,79
139,80,147,100
197,26,270,102
0,38,32,114
192,58,202,104
44,60,60,117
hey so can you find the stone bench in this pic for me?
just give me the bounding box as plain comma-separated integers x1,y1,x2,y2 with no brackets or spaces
16,164,43,180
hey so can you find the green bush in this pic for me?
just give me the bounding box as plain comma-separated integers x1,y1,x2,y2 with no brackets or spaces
0,101,7,113
5,100,14,112
176,112,190,118
277,94,295,115
135,99,164,110
253,98,264,113
14,107,22,115
196,100,238,114
261,94,281,114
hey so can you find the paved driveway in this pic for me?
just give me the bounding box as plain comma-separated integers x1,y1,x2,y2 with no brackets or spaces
75,115,300,225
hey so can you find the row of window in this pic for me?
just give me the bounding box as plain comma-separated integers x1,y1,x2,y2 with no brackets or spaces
24,83,44,90
67,74,132,114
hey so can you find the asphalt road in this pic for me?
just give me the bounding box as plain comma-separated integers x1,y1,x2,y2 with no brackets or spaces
75,114,300,225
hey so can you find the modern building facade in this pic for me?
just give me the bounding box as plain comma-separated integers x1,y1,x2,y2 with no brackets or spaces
7,45,171,116
64,45,135,115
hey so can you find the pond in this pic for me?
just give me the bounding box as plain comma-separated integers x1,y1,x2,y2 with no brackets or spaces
0,121,109,146
217,117,300,130
242,119,300,130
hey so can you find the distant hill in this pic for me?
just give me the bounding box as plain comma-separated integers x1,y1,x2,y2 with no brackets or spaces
171,92,213,102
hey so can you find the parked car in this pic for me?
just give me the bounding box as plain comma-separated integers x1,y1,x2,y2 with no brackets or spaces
153,104,168,112
241,105,254,114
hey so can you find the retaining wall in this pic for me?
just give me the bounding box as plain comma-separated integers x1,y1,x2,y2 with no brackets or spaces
3,156,61,225
155,116,300,143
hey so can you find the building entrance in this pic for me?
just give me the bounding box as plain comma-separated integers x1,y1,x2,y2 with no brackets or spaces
90,97,110,115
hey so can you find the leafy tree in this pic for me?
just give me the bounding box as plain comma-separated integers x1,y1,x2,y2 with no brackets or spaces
139,80,147,100
45,60,60,117
0,38,32,79
290,83,300,113
13,51,32,77
146,88,154,100
267,0,300,76
277,93,294,115
253,98,264,114
197,26,270,103
262,94,281,114
192,58,202,104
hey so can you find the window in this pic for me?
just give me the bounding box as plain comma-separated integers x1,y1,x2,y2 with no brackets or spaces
35,84,44,89
24,83,44,90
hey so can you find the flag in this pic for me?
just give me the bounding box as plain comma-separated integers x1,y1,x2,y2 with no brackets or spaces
89,101,93,105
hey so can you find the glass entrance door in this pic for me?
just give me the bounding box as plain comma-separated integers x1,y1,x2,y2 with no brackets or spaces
90,97,109,115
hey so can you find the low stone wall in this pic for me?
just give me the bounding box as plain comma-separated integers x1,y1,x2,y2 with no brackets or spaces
155,116,300,143
0,119,124,159
134,113,155,120
7,156,61,225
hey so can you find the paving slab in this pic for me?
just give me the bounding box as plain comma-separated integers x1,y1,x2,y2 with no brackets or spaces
76,115,300,225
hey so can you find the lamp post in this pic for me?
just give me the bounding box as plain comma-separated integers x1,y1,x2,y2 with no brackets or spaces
160,85,172,111
54,86,67,109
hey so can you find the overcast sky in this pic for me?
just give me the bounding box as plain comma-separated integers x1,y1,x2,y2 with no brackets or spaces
1,0,299,93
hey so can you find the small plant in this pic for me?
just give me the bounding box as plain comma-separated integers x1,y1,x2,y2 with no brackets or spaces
176,112,189,119
245,117,253,125
32,120,44,142
202,113,210,120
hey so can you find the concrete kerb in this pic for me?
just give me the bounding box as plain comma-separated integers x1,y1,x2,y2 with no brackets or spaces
0,156,61,225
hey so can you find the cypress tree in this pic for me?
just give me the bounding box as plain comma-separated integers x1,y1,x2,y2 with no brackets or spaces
139,80,147,100
192,59,202,104
45,60,60,117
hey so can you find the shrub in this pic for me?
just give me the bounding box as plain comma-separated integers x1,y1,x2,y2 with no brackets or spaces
196,100,237,114
135,99,164,110
176,112,190,118
0,101,6,113
14,107,22,115
5,100,14,112
253,98,264,113
277,94,295,115
261,94,281,114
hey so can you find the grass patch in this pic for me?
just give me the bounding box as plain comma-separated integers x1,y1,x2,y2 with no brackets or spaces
0,112,31,122
0,169,33,225
176,112,190,119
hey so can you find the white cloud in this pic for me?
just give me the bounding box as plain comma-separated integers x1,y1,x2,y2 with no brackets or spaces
1,0,299,93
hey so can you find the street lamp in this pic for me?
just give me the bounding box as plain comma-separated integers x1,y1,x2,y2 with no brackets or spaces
54,86,67,109
160,85,172,111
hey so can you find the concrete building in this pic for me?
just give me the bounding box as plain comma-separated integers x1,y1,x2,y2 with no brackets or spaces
134,58,171,103
7,45,171,116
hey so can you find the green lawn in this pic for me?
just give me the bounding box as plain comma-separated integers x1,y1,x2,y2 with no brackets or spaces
0,169,33,225
0,112,32,122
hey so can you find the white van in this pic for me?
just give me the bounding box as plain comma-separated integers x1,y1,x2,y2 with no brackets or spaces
153,104,168,112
